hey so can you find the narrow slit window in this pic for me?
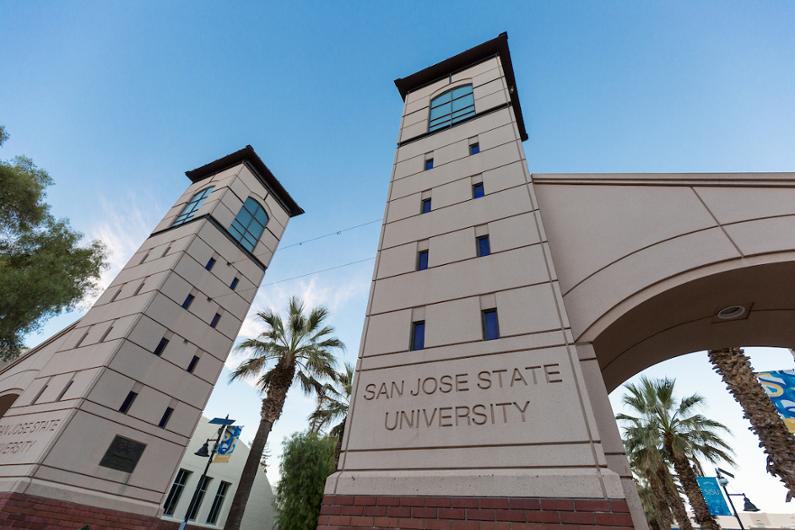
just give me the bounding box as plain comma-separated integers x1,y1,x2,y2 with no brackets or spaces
187,355,200,373
100,325,114,343
477,235,491,257
153,337,169,356
210,313,221,328
482,309,500,341
56,379,73,401
186,476,212,520
469,142,480,155
417,250,429,271
205,257,216,271
421,198,432,214
206,481,231,525
77,329,90,347
410,321,425,351
33,384,49,404
230,277,239,290
158,407,174,428
119,391,138,414
472,182,485,199
110,286,123,303
182,294,195,309
163,469,192,516
139,250,150,265
424,158,434,170
133,278,147,296
172,186,214,227
162,245,171,257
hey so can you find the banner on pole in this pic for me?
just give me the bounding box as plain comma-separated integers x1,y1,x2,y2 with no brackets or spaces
214,425,242,463
756,370,795,434
697,476,732,516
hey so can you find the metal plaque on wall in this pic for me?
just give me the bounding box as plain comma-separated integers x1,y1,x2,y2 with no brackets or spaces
99,435,146,473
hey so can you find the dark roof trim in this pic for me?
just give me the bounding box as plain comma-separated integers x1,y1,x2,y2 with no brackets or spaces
398,103,511,147
150,214,268,271
185,145,304,217
394,32,528,142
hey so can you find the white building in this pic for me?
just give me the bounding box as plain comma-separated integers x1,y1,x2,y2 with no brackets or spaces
159,417,275,530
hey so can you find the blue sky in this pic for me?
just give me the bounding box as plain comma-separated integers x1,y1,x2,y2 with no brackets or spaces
3,0,795,514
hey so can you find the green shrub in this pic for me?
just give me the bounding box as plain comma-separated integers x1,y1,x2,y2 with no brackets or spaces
275,432,337,530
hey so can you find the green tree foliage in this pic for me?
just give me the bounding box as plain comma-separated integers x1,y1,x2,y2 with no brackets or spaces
618,377,734,530
275,432,337,530
224,297,343,530
309,362,353,467
0,127,106,359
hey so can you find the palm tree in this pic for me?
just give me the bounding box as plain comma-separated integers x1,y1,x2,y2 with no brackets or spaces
708,347,795,501
224,297,344,530
309,362,353,467
635,479,665,530
620,389,691,530
618,377,734,530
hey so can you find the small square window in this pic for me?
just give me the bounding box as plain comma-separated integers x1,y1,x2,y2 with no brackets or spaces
153,337,169,356
182,294,195,310
482,309,500,340
119,391,138,414
205,257,216,271
158,407,174,428
210,313,221,328
472,182,485,199
187,355,200,373
469,143,480,155
417,250,429,271
421,198,432,214
410,321,425,351
477,235,491,257
230,277,239,290
424,158,434,170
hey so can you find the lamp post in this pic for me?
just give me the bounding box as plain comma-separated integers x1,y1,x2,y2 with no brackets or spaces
179,416,235,530
715,467,760,530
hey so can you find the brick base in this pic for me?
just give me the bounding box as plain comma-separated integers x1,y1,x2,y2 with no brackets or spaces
318,495,635,530
0,492,199,530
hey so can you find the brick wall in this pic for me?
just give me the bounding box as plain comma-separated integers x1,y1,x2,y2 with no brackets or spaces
0,492,200,530
318,495,635,530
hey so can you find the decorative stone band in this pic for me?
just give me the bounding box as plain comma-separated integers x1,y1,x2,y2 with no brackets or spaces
318,494,634,529
0,492,194,530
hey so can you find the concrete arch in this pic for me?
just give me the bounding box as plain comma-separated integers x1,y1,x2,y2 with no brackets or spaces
533,171,795,389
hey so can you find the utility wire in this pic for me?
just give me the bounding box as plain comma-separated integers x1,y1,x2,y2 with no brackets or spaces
279,218,382,250
261,257,375,287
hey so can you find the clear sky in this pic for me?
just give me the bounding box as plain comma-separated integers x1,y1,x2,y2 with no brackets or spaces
3,0,795,515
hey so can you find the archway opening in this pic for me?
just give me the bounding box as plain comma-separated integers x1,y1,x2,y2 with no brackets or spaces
592,261,795,392
0,392,20,418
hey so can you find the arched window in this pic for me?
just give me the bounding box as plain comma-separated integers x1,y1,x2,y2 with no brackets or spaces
173,186,214,226
428,84,475,132
228,197,268,252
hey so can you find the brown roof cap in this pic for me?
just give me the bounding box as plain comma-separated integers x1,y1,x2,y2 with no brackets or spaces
185,145,304,217
394,32,527,142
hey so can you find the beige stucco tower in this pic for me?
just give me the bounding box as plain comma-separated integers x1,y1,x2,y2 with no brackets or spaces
0,146,302,529
322,34,643,529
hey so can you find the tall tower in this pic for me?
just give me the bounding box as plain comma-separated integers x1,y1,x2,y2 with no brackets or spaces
323,34,644,529
0,146,302,528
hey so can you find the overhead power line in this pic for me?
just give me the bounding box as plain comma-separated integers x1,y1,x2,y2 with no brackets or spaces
279,218,382,250
261,257,375,287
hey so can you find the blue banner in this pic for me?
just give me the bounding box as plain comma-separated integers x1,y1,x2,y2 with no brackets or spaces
697,476,732,516
214,425,242,463
757,370,795,434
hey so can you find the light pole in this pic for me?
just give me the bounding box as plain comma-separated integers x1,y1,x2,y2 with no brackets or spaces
715,467,760,530
179,416,235,530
